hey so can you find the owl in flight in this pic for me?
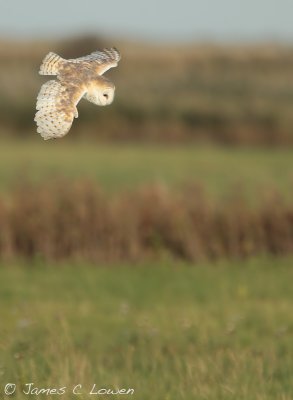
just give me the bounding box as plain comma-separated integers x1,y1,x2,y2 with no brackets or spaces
35,47,121,140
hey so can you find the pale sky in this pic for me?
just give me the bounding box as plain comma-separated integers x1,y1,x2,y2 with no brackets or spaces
0,0,292,42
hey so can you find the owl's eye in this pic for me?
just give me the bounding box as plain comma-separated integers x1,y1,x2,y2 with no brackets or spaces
103,93,109,99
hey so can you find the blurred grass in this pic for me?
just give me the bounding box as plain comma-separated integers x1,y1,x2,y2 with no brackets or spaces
0,258,293,399
0,38,292,399
2,178,292,262
0,139,292,199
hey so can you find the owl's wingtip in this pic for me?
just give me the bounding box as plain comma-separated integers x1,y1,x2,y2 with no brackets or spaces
39,52,66,76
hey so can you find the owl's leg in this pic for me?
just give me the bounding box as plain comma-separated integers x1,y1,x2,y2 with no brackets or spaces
74,107,78,118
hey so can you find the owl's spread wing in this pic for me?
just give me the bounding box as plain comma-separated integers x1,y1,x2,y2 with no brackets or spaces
35,80,86,140
68,47,121,76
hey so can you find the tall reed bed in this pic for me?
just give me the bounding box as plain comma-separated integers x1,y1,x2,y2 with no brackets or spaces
0,180,292,263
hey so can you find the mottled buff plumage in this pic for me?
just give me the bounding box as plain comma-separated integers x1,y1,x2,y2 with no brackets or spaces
35,48,121,140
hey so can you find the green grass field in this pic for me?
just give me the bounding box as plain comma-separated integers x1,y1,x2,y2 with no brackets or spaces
0,139,292,398
0,258,292,399
0,139,292,199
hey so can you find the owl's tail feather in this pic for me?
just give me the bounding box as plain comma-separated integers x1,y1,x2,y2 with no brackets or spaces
39,52,66,76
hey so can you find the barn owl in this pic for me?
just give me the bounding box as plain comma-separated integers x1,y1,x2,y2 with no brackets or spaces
35,47,121,140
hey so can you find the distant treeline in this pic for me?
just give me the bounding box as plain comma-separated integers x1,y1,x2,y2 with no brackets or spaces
1,36,293,145
0,180,292,262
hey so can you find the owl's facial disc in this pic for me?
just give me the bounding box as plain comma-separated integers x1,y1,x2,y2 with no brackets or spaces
86,79,115,106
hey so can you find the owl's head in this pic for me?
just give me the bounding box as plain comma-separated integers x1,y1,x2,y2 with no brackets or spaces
87,77,115,106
